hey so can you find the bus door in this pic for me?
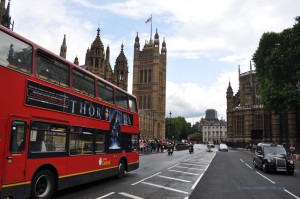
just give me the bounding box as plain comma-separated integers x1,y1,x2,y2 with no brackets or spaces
3,119,28,184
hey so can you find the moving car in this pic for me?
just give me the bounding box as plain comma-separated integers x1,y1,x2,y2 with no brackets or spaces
218,143,228,152
253,143,294,175
207,141,215,148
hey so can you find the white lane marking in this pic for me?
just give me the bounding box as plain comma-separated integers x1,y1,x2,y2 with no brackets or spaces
141,182,189,194
96,192,115,199
119,192,144,199
181,163,206,167
184,197,189,199
256,172,275,184
175,166,204,171
284,189,300,199
168,163,180,170
169,170,200,176
157,175,191,182
131,172,162,185
245,163,253,170
191,173,204,190
240,159,244,163
184,158,191,162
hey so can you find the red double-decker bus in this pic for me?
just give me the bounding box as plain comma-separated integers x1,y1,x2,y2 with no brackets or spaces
0,25,139,199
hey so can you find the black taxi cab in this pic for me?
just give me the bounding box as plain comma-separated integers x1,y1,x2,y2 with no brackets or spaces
253,143,295,175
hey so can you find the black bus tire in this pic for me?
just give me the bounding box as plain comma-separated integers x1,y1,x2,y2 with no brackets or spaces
117,159,126,178
31,169,55,199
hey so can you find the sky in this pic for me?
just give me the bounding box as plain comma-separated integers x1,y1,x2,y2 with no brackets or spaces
8,0,300,124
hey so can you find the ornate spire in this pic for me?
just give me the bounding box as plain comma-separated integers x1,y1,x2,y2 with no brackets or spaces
60,34,67,59
74,56,79,65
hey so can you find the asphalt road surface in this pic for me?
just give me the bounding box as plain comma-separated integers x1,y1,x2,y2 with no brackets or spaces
189,148,300,199
52,145,299,199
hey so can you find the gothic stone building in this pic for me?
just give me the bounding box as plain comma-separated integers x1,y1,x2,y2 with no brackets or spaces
59,28,128,91
0,0,13,29
226,63,300,148
132,30,167,140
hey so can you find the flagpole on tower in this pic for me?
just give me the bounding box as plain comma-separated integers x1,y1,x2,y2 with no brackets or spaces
145,15,153,41
150,14,152,41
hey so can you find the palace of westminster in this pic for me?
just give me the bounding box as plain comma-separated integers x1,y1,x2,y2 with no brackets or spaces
1,0,299,146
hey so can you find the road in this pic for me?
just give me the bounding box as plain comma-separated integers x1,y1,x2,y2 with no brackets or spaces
53,145,299,199
189,148,300,199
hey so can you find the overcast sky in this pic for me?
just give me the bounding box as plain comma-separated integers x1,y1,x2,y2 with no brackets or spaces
8,0,300,123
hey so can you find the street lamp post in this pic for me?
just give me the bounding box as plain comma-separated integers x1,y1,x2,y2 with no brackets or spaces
169,111,172,141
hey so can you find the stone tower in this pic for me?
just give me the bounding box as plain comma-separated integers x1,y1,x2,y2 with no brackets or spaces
132,29,167,140
0,0,13,30
60,34,67,59
114,43,129,91
58,28,129,91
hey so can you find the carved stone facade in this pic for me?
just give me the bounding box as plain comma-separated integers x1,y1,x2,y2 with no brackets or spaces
226,63,300,147
132,30,167,140
59,28,128,91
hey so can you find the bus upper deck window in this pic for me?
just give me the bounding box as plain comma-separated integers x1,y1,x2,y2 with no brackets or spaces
0,30,33,74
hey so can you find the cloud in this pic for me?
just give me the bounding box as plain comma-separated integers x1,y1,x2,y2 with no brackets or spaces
166,70,239,121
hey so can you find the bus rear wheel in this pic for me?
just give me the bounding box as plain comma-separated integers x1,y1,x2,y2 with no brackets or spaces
117,160,126,178
31,169,55,199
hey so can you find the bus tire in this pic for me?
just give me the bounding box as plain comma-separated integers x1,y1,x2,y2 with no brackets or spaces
117,159,126,178
31,169,55,199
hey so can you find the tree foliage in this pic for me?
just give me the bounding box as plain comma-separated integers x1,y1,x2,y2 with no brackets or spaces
253,16,300,112
165,116,200,141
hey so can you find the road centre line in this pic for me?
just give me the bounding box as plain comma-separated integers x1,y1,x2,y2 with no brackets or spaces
96,192,115,199
181,163,206,167
119,192,144,199
245,163,253,170
256,172,275,184
157,175,191,182
240,159,244,163
141,182,189,195
169,170,200,176
191,173,204,190
168,163,180,170
175,166,204,171
131,172,162,185
284,189,300,199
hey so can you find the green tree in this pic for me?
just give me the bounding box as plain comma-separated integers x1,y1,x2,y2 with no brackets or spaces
165,116,192,141
189,133,202,143
253,16,300,112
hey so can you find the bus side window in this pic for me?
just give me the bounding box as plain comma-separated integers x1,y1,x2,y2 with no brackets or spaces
36,51,70,88
95,130,106,154
97,80,114,104
129,97,137,113
116,90,128,109
69,127,94,155
10,121,26,153
0,30,33,74
29,121,67,153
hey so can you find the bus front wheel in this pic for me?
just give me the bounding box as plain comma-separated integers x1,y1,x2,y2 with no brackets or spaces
117,160,126,178
31,169,55,199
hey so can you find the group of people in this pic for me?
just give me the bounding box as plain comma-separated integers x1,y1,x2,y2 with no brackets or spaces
139,139,175,154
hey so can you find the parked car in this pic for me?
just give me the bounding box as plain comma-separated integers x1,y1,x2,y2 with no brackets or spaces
253,143,295,175
218,143,228,152
207,141,215,148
